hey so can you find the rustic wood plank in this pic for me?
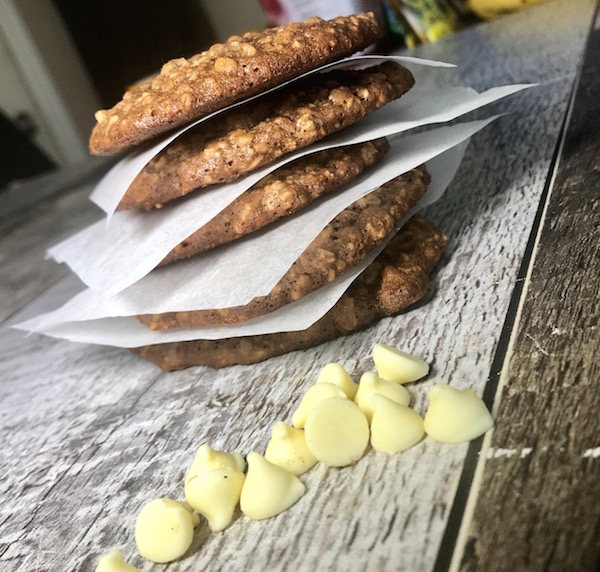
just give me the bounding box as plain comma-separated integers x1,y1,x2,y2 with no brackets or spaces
457,6,600,571
0,2,597,571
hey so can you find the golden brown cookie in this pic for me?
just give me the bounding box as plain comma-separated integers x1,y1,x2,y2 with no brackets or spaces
137,165,430,330
132,214,447,370
160,139,390,265
119,61,414,210
90,13,382,156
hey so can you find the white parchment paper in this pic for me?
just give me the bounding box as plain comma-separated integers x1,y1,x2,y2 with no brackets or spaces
17,118,494,344
89,55,456,218
50,83,531,295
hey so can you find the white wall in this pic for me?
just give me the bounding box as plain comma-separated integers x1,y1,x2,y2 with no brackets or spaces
0,28,63,164
0,0,101,167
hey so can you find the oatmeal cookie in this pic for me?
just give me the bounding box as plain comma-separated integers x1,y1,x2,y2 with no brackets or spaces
119,61,414,210
90,13,382,155
161,139,390,264
132,214,447,370
137,165,430,330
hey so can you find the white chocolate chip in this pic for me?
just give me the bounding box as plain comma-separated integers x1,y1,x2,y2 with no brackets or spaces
94,550,140,572
134,498,195,563
264,421,317,476
370,394,425,454
178,500,201,528
423,384,493,443
185,467,245,532
186,444,246,476
354,372,410,423
304,396,369,467
372,344,429,383
240,452,306,520
315,363,358,399
291,382,346,428
183,444,246,531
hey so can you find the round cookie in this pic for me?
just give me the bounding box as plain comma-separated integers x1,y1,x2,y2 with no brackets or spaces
90,13,382,155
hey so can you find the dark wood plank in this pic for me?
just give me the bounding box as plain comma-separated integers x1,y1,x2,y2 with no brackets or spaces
459,6,600,571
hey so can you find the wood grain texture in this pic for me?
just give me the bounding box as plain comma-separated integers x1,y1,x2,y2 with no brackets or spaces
0,181,102,324
0,1,598,571
458,7,600,571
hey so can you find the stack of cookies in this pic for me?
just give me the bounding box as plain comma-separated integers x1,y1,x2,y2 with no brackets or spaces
85,13,447,370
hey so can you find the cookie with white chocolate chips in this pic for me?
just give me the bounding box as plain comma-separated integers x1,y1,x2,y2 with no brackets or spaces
119,61,414,210
136,165,431,331
89,13,382,156
132,214,447,370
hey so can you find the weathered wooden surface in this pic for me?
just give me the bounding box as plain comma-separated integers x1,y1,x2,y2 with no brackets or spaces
457,6,600,571
0,1,598,571
0,158,109,324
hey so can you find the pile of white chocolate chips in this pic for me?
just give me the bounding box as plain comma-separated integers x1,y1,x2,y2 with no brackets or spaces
95,344,494,571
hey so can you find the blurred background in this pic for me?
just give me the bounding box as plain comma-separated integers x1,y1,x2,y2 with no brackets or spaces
0,0,547,190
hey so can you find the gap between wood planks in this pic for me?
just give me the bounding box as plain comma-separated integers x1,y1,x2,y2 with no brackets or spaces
430,9,597,571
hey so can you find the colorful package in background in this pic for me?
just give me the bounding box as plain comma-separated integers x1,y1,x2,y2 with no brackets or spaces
385,1,464,46
258,1,474,49
467,0,549,20
258,1,548,49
